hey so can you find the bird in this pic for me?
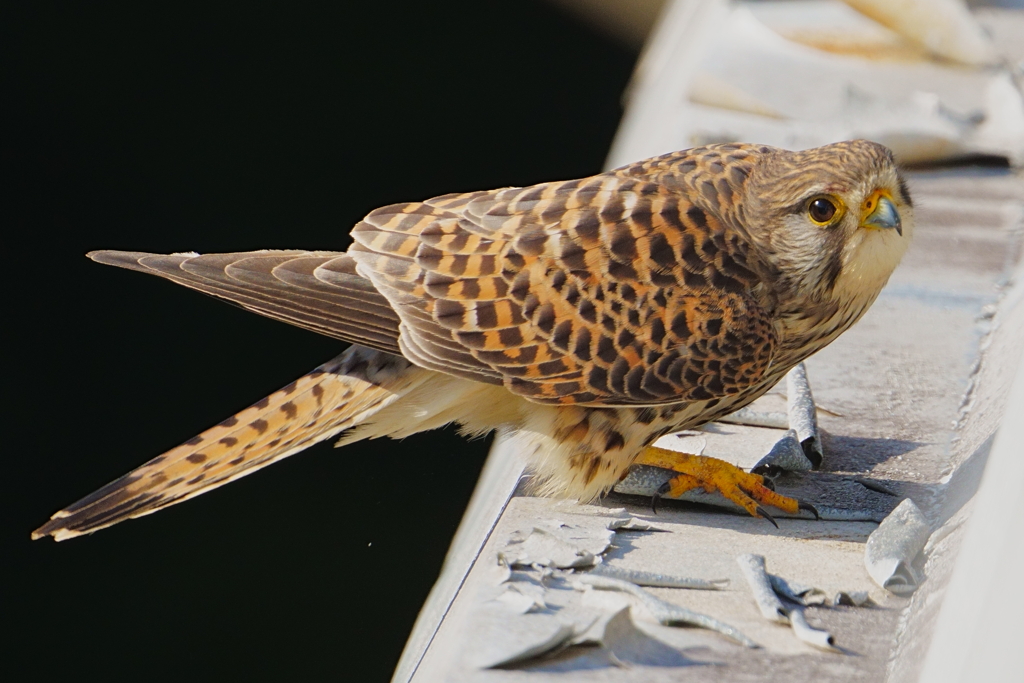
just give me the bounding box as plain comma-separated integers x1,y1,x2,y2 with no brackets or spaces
33,139,913,541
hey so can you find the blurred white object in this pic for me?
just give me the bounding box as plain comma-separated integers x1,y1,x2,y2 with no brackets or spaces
842,0,999,66
609,0,1024,168
754,0,932,61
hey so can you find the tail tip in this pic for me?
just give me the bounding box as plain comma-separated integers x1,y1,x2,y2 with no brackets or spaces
32,513,80,542
31,521,57,541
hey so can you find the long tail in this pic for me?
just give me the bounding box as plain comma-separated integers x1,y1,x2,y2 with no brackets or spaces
33,346,429,541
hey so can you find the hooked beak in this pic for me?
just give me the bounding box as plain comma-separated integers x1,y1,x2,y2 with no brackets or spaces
861,194,902,236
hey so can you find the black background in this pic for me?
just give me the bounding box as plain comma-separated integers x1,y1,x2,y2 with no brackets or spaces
4,3,634,681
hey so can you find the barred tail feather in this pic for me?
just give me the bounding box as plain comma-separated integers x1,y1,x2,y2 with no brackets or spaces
33,347,428,541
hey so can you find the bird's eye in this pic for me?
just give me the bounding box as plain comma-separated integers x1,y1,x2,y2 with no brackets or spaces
808,197,838,224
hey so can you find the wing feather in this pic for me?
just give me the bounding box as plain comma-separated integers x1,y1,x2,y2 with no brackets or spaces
89,250,403,354
349,147,777,406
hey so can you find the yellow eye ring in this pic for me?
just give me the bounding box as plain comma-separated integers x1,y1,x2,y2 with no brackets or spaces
807,196,842,225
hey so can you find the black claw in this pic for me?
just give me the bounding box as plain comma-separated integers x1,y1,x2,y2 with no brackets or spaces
756,506,779,528
651,481,670,514
798,501,820,520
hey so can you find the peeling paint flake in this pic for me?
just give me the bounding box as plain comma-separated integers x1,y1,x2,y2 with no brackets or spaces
865,498,932,594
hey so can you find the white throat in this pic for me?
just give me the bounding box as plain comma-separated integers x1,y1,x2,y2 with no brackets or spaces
832,222,911,310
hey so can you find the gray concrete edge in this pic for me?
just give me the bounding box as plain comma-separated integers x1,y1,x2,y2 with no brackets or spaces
887,243,1024,683
391,435,524,683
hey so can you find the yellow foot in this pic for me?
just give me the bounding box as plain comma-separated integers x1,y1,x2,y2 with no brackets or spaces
634,446,818,527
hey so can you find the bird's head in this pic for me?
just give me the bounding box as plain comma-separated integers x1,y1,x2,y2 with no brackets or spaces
740,139,914,309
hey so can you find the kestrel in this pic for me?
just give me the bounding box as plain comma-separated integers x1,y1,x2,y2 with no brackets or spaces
33,140,912,541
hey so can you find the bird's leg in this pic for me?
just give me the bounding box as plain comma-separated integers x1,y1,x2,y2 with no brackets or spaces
635,446,801,524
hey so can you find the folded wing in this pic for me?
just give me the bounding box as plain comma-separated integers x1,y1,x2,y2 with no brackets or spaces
350,166,777,407
90,148,776,408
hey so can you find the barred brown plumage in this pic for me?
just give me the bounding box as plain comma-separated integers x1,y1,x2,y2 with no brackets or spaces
33,139,913,540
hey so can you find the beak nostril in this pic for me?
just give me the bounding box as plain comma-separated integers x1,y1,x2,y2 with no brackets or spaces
862,195,902,235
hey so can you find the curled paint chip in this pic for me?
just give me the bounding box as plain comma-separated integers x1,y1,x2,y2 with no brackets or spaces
787,607,840,652
737,553,789,624
864,498,932,594
591,606,696,667
787,363,823,468
768,573,828,606
574,573,757,647
590,563,729,590
498,521,614,569
465,607,575,669
833,590,872,607
752,429,813,472
604,516,666,532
